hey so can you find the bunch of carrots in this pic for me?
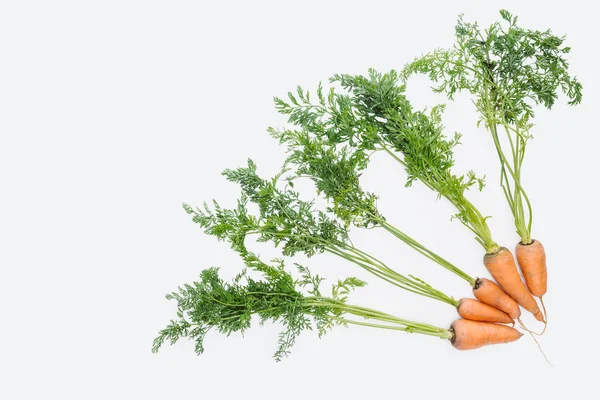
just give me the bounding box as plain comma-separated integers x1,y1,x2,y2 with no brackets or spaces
153,11,581,358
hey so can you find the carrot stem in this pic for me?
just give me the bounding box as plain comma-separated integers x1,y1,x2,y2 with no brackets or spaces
303,299,453,338
373,217,476,286
381,145,500,254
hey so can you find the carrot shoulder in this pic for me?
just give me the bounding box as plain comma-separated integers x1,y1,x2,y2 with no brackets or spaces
516,240,547,297
472,277,521,319
457,298,513,324
450,319,523,350
483,247,544,322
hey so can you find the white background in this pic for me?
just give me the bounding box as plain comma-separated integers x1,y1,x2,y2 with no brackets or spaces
1,1,598,398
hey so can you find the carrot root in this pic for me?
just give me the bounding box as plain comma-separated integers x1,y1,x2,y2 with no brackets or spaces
536,297,548,335
540,297,547,326
457,298,513,324
450,319,523,350
516,240,547,297
518,320,553,366
517,318,546,336
472,277,521,319
483,247,544,322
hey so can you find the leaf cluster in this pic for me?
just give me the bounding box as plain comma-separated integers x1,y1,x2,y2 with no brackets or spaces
269,126,381,228
185,158,460,304
403,9,582,129
152,250,365,360
273,69,485,223
184,159,350,258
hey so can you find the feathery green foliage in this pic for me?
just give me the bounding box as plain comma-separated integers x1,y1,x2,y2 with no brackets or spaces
402,10,582,243
152,250,451,360
184,159,459,305
269,128,380,229
269,124,475,285
273,70,498,253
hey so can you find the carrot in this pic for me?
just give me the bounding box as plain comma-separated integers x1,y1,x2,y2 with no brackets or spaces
450,319,523,350
483,247,544,322
516,240,547,297
472,277,521,319
457,298,513,324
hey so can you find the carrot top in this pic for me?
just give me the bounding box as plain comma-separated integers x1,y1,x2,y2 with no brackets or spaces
402,10,582,243
273,71,500,253
270,125,476,285
184,159,459,306
152,250,451,360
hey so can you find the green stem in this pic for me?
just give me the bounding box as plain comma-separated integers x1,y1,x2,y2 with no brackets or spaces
324,245,459,307
479,63,533,244
456,194,499,254
244,228,459,307
380,142,499,253
486,118,533,243
381,145,437,192
374,217,476,286
303,299,452,339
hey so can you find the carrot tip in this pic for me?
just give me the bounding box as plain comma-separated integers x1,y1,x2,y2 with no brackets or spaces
533,312,545,323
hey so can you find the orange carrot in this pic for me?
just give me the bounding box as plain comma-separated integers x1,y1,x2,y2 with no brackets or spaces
457,298,513,324
472,278,521,319
516,240,547,297
450,319,523,350
483,247,544,322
